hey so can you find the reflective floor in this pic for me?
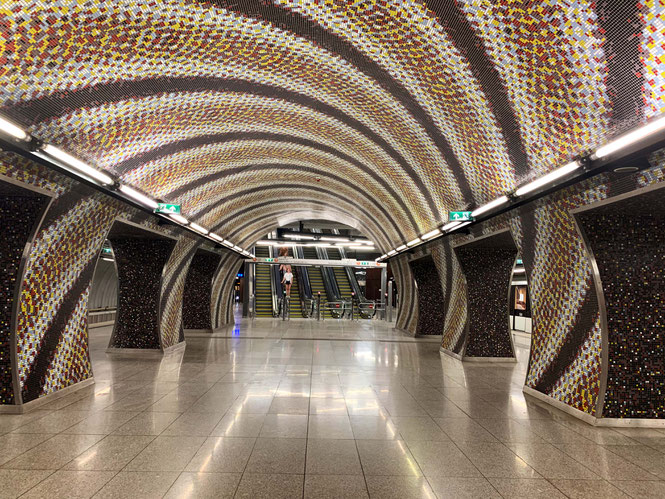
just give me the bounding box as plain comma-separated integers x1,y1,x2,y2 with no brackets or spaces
2,319,665,498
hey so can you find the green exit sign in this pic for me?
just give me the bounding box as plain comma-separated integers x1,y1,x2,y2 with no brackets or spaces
448,211,474,222
155,203,181,214
265,258,274,262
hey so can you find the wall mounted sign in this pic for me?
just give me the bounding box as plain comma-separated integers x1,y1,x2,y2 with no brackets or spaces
155,203,181,214
448,211,474,221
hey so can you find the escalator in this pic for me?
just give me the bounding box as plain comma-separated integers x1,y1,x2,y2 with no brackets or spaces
327,248,354,301
254,246,274,317
302,247,333,318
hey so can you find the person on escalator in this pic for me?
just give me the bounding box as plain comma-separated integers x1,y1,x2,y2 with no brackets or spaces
281,265,293,298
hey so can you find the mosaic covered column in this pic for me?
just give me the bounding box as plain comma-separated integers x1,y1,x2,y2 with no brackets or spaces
108,237,176,350
454,231,517,359
409,256,445,336
0,180,50,406
182,250,222,330
576,186,665,419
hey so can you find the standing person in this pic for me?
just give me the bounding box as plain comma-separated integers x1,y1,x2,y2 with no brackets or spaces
278,246,289,282
281,265,293,297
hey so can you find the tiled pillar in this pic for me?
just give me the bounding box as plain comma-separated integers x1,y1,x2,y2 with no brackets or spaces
182,250,222,330
576,186,665,419
108,237,176,350
409,256,445,336
0,181,51,407
454,232,518,360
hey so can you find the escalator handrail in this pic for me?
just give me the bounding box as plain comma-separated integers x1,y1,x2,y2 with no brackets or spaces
268,246,282,316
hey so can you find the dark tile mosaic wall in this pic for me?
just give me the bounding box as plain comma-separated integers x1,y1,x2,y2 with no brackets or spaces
577,188,665,418
409,256,445,336
183,251,221,330
455,245,517,358
0,183,49,404
108,238,176,349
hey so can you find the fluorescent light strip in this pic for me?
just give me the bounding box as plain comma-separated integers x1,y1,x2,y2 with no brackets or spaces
321,236,349,242
284,234,315,240
233,245,242,251
593,115,665,159
354,239,373,244
387,250,397,256
441,221,462,231
471,195,509,217
101,257,114,262
222,240,234,248
118,185,159,209
421,229,441,240
0,116,28,140
515,161,580,197
189,222,208,235
42,144,114,185
406,237,421,247
395,244,407,251
513,268,526,273
209,233,224,242
169,213,188,225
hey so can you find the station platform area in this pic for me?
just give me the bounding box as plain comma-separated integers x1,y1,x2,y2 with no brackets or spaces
0,321,662,498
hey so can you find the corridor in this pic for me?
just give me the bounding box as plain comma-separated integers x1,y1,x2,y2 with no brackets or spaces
0,321,662,498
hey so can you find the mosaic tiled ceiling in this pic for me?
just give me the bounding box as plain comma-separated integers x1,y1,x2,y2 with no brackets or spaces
1,0,662,248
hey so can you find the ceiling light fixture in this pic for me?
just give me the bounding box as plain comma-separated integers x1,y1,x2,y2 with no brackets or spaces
592,115,665,159
169,213,188,225
515,161,580,197
284,234,315,240
118,185,159,209
209,233,224,242
320,236,349,242
387,250,397,256
421,229,441,240
471,195,509,218
189,222,208,235
42,144,114,185
441,221,462,231
406,237,421,247
395,244,407,251
513,268,526,273
0,115,28,140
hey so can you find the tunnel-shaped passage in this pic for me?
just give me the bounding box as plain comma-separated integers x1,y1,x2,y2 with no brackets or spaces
107,222,176,350
576,185,665,419
409,255,446,336
182,249,222,330
454,230,518,359
0,179,50,405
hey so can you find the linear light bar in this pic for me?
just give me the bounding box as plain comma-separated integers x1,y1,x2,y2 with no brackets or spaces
471,195,509,217
222,240,234,248
513,268,526,273
42,144,114,185
169,213,188,225
118,185,159,209
189,222,208,235
441,221,462,231
421,229,441,240
209,233,224,242
406,237,421,247
321,236,349,242
101,257,114,262
387,250,397,256
395,244,407,251
284,234,315,240
233,245,242,251
355,239,373,244
0,115,28,140
515,161,580,197
593,115,665,159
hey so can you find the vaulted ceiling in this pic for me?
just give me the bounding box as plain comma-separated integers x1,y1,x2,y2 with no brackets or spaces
1,0,662,250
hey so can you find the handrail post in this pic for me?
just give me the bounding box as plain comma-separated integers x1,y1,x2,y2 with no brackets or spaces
282,291,287,321
351,292,355,321
317,292,321,321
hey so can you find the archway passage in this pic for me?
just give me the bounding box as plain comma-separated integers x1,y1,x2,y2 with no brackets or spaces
108,222,177,350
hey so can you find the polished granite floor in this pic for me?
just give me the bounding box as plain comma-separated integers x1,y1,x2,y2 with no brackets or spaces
2,319,665,498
